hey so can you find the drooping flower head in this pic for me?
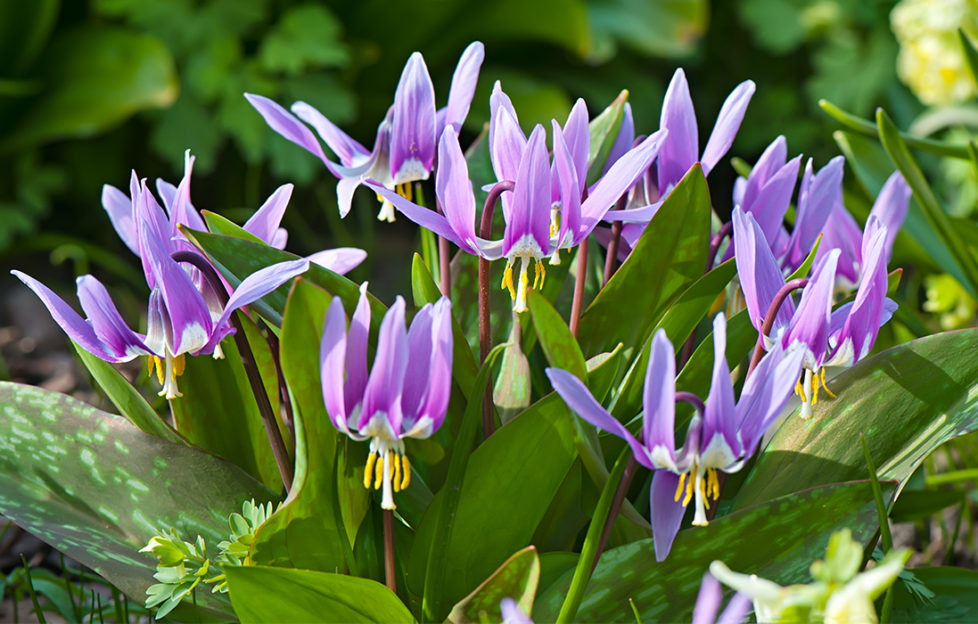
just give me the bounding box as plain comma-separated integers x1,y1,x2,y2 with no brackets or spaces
320,284,453,509
247,42,485,221
371,93,666,312
547,314,803,560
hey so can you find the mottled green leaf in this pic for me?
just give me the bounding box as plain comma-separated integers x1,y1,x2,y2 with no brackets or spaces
225,565,415,623
448,546,540,624
0,382,271,611
535,480,893,623
735,329,978,509
72,343,183,444
578,164,710,356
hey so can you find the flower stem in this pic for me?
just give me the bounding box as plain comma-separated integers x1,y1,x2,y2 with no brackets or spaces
383,508,396,594
171,251,294,492
706,221,733,272
747,278,809,376
258,318,296,452
603,195,628,286
435,194,451,298
591,455,638,572
478,181,514,440
569,241,588,338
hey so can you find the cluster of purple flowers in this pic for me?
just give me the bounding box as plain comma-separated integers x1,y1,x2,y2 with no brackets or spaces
14,40,910,532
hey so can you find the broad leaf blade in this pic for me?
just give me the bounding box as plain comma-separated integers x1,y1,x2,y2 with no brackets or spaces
225,565,415,623
735,329,978,509
0,382,271,608
578,164,710,356
447,546,540,624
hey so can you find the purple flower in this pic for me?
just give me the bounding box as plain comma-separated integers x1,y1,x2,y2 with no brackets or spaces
547,314,803,560
370,102,666,312
693,572,753,624
611,69,755,251
500,598,533,624
321,284,453,509
246,42,484,221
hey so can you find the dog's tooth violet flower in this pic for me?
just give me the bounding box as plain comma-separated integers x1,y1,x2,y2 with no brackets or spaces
320,285,453,509
247,42,484,221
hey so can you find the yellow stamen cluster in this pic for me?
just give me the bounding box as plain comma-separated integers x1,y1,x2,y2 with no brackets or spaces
794,368,835,406
395,182,414,201
674,464,721,526
363,449,411,497
501,256,547,313
148,352,187,400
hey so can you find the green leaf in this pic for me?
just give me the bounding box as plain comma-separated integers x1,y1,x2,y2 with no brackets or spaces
0,0,58,73
888,566,978,622
535,480,893,623
528,290,587,381
171,320,284,491
447,546,540,624
224,565,415,623
588,0,707,61
183,229,382,328
819,99,969,160
411,254,481,397
0,382,271,612
72,343,183,444
410,394,576,614
257,4,349,75
585,89,627,186
2,26,178,150
890,489,963,523
735,329,978,509
959,29,978,85
421,343,507,621
585,344,623,405
877,108,978,297
578,164,710,356
675,309,757,398
201,210,265,244
249,278,349,572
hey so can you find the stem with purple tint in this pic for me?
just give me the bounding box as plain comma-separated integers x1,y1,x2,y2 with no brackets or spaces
171,250,294,492
747,278,809,376
478,181,514,439
706,221,733,272
569,242,588,338
603,195,629,286
258,318,296,452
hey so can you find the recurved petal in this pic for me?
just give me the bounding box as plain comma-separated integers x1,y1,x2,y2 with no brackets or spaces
370,182,477,254
102,184,139,255
737,343,804,456
245,93,335,172
321,296,351,434
651,470,687,561
360,296,409,436
76,275,153,360
437,127,479,249
214,258,311,333
504,125,551,256
657,68,699,190
740,135,787,211
11,271,123,362
307,247,367,275
644,330,678,470
552,120,581,248
602,102,635,176
345,282,371,415
563,98,590,186
391,53,436,184
579,129,666,242
291,101,370,166
702,314,739,459
747,155,801,247
243,184,293,245
701,80,755,176
546,367,653,469
441,41,485,132
783,249,840,368
692,573,723,624
868,171,910,261
731,207,792,331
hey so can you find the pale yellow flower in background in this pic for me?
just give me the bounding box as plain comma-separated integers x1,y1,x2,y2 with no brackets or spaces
891,0,978,105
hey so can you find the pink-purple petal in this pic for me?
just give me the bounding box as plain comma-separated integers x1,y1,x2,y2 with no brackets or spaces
701,80,755,176
321,296,351,434
437,127,479,249
291,101,370,166
390,53,436,184
307,248,367,275
101,184,139,255
657,68,699,190
360,297,409,436
644,330,677,470
442,41,485,133
650,470,687,561
243,184,293,245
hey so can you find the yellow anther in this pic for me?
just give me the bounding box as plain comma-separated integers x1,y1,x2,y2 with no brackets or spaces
709,291,726,317
708,468,720,501
501,262,516,301
174,353,186,377
675,472,686,502
794,378,805,399
811,371,820,406
682,474,694,507
393,453,402,493
820,368,836,399
400,455,411,490
536,260,546,289
374,455,384,490
363,453,377,489
151,356,165,385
